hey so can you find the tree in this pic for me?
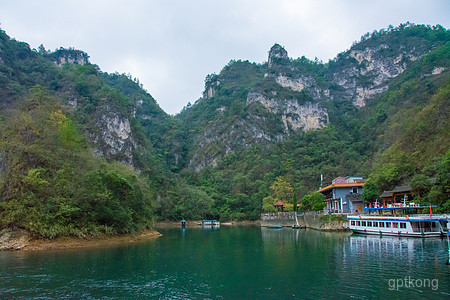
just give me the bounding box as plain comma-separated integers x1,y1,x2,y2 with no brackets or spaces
270,177,293,203
362,178,379,204
300,192,325,212
262,196,277,212
292,192,298,212
410,174,432,201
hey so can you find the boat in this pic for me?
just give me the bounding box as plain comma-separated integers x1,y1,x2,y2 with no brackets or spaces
347,204,448,237
198,220,220,226
265,225,282,229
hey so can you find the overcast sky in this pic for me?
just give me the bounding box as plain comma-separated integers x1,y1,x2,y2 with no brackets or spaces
1,0,449,114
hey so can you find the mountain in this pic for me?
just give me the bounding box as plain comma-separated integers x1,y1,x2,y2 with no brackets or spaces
0,28,210,237
180,24,448,171
0,23,448,236
177,23,449,218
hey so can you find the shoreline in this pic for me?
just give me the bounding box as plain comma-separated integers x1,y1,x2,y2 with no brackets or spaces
1,220,262,251
155,220,260,228
0,228,162,252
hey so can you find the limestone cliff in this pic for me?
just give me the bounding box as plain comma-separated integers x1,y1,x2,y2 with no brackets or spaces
48,48,90,66
90,105,137,165
179,25,449,172
246,92,329,133
328,43,424,107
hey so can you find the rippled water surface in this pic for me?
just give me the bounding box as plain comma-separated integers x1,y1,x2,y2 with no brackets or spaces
1,226,449,299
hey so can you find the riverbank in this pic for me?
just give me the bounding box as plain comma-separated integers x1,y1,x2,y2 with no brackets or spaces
155,220,260,228
0,228,161,251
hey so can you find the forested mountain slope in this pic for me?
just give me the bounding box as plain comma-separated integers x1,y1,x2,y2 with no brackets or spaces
0,28,210,237
177,23,449,218
0,23,448,235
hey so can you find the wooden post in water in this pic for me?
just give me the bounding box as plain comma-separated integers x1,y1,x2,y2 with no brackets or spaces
447,223,450,265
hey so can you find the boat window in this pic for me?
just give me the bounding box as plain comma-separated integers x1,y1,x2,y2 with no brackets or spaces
379,222,385,228
351,221,355,226
367,221,372,227
393,222,399,228
400,223,406,229
356,221,361,226
373,222,378,227
386,222,391,228
362,221,366,226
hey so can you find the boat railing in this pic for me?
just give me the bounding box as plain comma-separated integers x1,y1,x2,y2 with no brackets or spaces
347,213,447,219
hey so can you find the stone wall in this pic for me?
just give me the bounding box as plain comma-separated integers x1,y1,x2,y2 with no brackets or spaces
261,212,346,230
301,214,345,230
261,212,297,227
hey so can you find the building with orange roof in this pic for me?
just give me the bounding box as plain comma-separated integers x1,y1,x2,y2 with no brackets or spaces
317,176,365,213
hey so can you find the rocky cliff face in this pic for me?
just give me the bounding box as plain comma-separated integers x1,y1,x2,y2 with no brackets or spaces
203,79,220,99
328,44,422,107
49,48,90,66
90,105,136,165
246,92,329,133
180,25,447,172
188,47,330,170
268,43,289,67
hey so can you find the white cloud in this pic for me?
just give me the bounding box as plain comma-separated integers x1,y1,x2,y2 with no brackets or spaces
0,0,449,114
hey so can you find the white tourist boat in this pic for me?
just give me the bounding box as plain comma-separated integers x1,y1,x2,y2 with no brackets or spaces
346,205,448,237
198,220,220,226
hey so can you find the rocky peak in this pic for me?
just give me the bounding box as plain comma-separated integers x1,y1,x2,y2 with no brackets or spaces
49,48,90,67
268,44,288,67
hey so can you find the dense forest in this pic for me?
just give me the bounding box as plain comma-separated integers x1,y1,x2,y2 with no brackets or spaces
0,23,448,238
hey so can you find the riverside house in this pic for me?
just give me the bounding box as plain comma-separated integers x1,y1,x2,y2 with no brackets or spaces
317,176,365,213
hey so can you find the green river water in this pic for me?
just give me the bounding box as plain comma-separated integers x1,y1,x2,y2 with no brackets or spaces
0,226,449,299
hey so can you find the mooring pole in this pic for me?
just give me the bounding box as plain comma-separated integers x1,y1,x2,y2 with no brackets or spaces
447,223,450,265
446,222,450,265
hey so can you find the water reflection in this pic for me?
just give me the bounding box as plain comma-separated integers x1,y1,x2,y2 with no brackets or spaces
1,227,449,299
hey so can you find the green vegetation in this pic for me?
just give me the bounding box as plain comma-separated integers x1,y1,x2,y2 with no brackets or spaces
0,28,207,237
319,214,347,224
300,192,326,212
0,24,449,239
177,23,449,218
0,87,154,237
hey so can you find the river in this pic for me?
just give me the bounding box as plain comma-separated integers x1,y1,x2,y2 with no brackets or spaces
0,226,449,299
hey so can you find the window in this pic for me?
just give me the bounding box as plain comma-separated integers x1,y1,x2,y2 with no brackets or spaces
362,221,366,226
373,222,378,227
351,221,355,226
367,221,372,227
356,221,361,226
386,222,391,228
379,222,385,228
352,187,358,193
393,222,399,228
400,223,406,229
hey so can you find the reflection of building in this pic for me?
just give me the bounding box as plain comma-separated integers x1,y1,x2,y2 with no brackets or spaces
348,235,416,259
317,176,365,213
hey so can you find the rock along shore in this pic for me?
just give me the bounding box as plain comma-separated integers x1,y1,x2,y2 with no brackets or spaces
0,228,161,251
